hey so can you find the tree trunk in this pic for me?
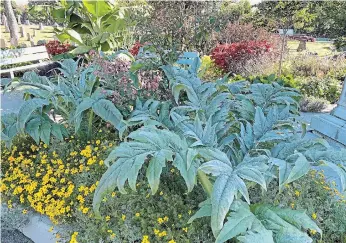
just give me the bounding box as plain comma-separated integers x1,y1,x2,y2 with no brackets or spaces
278,30,287,77
4,0,19,46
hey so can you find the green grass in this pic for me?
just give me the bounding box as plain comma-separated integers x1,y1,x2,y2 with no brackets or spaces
0,25,55,47
287,40,338,56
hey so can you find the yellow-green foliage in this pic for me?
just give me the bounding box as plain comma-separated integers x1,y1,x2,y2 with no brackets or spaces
198,55,223,81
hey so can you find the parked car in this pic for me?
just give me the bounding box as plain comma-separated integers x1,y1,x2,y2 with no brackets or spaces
292,34,316,42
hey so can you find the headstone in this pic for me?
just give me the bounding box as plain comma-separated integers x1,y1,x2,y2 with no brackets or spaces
54,22,59,27
311,79,346,145
0,39,7,48
39,23,44,30
2,15,9,33
17,15,21,25
30,40,35,47
27,33,32,41
25,19,30,25
297,40,307,52
33,29,37,37
20,26,26,38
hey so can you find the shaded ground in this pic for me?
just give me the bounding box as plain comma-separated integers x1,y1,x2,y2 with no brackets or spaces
287,40,338,56
1,229,34,243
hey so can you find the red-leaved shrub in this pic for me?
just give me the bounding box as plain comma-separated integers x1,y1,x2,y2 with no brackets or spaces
45,40,70,56
210,40,277,75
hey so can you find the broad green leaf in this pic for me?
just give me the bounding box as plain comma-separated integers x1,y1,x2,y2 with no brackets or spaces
40,121,52,145
70,45,93,55
188,199,212,224
17,98,48,131
25,118,41,144
82,0,112,18
285,154,310,184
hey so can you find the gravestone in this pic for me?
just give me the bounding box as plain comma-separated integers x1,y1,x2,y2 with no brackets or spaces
27,33,32,41
311,79,346,145
297,40,307,52
2,14,9,33
0,39,7,48
33,29,37,37
39,23,44,30
20,26,26,38
10,37,18,47
25,20,30,25
17,15,21,25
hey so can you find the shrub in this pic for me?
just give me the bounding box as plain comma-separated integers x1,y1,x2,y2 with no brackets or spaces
210,40,278,75
299,96,329,112
198,55,223,81
45,40,71,56
334,37,346,51
284,55,346,80
216,23,277,45
250,171,346,243
299,76,342,104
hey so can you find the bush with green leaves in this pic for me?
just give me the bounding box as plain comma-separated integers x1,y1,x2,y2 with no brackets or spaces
334,37,346,51
1,53,170,146
52,0,146,54
298,76,342,104
92,57,346,243
300,96,329,112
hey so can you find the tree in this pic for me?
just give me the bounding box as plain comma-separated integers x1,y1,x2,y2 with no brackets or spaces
3,0,19,46
253,1,315,76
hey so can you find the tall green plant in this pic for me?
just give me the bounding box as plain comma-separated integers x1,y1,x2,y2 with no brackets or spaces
52,0,140,53
93,57,346,242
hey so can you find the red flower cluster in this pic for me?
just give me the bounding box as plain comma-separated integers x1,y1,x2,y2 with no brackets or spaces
129,41,143,56
210,41,272,72
45,40,70,56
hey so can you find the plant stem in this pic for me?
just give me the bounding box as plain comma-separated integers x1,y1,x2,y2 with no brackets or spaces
197,170,213,198
87,109,94,139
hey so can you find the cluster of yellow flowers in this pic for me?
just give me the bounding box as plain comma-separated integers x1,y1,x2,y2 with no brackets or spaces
0,139,109,225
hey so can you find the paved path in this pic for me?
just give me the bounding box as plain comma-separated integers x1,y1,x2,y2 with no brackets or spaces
0,90,24,114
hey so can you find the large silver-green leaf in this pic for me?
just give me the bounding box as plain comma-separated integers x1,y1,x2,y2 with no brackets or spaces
216,202,274,243
252,204,321,242
93,127,195,217
188,199,212,224
17,98,49,131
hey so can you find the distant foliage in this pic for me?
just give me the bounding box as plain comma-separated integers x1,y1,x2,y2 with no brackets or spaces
334,37,346,51
300,96,329,112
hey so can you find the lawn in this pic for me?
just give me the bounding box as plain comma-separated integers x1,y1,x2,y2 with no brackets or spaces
287,40,338,56
0,25,55,47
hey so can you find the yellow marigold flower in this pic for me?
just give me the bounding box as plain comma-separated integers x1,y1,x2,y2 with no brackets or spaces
141,235,150,243
82,207,89,214
106,215,111,221
168,240,176,243
159,191,164,196
188,210,192,215
135,212,140,217
170,168,175,173
154,229,160,235
110,233,116,239
69,232,78,243
157,217,164,224
22,209,28,214
312,213,317,220
55,233,60,239
122,214,126,221
96,140,101,145
295,190,300,197
290,203,295,209
43,144,48,148
182,227,188,233
163,216,169,222
310,229,317,235
48,226,54,232
99,160,104,165
178,214,182,219
111,192,116,197
107,229,113,233
158,231,167,237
